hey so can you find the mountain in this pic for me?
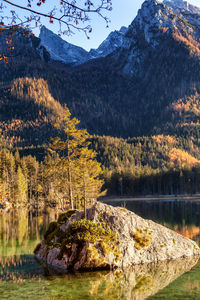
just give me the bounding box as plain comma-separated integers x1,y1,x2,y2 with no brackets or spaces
1,0,200,196
164,0,200,16
39,25,129,65
88,26,130,59
1,0,200,140
0,77,64,148
114,0,200,76
39,26,89,65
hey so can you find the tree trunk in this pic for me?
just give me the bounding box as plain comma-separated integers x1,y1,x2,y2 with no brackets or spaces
83,175,86,219
68,166,73,209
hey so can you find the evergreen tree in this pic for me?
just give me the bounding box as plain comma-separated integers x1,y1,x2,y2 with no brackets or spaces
16,166,27,204
47,107,104,213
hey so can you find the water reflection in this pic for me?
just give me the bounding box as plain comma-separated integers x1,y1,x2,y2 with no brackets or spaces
0,209,58,255
0,202,199,299
0,257,198,300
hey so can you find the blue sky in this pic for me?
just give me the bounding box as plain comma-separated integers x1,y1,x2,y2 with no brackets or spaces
36,0,200,50
2,0,200,51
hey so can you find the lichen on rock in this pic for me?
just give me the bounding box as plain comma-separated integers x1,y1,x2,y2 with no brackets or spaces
34,202,200,271
131,228,152,250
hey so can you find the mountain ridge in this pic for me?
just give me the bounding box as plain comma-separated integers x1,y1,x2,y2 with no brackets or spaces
38,0,200,67
1,0,200,140
39,24,129,65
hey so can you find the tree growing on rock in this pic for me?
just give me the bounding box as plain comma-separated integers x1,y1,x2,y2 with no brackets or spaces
46,106,104,216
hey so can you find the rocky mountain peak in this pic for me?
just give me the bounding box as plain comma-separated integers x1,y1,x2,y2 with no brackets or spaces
163,0,200,30
89,25,129,59
164,0,200,13
38,0,200,67
39,26,89,65
116,0,200,76
39,24,129,64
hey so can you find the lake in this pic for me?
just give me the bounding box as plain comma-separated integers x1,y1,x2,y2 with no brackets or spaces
0,199,200,299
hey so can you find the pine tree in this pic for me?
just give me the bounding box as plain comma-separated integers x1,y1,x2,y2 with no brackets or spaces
75,147,103,218
16,166,27,205
47,106,104,213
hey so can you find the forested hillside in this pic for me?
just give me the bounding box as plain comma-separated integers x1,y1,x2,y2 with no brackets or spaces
92,135,200,195
0,77,63,149
1,0,200,199
1,1,200,138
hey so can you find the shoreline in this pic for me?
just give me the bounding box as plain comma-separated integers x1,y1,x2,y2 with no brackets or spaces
100,194,200,202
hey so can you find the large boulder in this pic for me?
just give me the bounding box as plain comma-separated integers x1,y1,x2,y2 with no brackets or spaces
34,202,200,271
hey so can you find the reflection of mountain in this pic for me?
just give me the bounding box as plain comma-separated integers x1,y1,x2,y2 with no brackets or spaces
0,257,197,300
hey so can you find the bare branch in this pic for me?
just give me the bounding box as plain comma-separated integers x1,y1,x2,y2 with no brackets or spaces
0,0,113,62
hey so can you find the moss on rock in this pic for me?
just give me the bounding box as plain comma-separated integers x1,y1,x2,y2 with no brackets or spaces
34,202,200,271
57,210,77,224
132,228,152,250
55,219,121,264
44,222,58,240
35,213,121,267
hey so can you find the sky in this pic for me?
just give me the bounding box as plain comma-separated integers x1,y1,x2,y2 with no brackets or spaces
1,0,200,51
67,0,200,50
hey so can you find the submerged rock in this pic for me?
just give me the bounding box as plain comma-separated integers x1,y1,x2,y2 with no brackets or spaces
34,202,200,271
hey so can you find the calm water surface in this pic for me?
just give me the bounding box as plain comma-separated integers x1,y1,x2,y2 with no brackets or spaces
1,200,200,299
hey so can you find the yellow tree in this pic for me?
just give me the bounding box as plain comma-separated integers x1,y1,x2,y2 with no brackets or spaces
48,106,103,212
76,146,104,218
16,166,27,205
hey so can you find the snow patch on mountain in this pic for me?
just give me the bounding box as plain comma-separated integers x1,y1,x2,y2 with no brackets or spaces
39,25,129,65
39,0,200,70
39,26,89,65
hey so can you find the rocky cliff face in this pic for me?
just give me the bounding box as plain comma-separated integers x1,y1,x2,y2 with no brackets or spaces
34,202,200,271
39,0,200,69
116,0,200,75
88,26,130,59
39,26,89,65
39,25,129,65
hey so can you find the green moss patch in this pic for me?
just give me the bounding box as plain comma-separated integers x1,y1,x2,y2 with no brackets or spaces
57,210,77,224
43,221,62,245
133,275,154,293
65,219,117,243
44,222,58,240
132,228,152,250
49,219,121,263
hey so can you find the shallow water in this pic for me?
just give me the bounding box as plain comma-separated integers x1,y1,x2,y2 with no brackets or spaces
0,200,200,299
